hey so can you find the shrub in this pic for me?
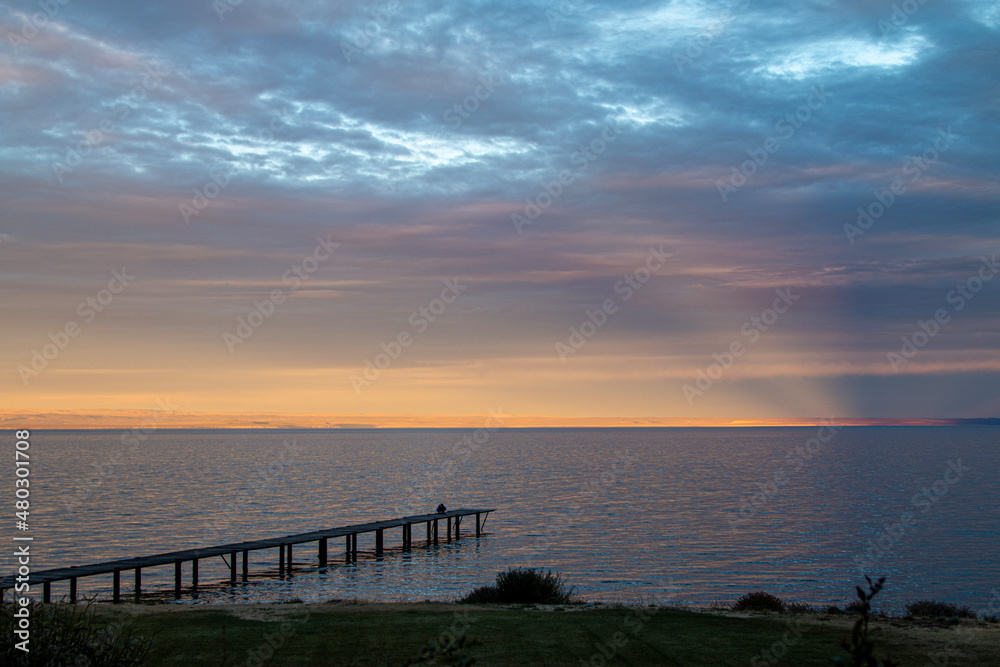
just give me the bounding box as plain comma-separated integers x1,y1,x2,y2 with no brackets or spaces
832,576,898,667
905,600,977,619
846,599,868,615
732,591,786,613
0,601,152,666
459,568,574,604
786,602,815,614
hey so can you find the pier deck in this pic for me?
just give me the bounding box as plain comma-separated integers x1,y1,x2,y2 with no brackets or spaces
1,508,494,603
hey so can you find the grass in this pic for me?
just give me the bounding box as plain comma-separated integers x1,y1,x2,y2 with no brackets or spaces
73,601,1000,666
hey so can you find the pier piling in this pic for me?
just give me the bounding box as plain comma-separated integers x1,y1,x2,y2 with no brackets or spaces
3,508,494,603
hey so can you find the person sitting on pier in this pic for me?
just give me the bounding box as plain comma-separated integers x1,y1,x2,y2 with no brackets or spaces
436,503,447,514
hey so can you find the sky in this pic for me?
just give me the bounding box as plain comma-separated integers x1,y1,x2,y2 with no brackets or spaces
2,0,998,423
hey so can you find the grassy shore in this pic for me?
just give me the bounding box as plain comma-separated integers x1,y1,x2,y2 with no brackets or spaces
89,601,1000,666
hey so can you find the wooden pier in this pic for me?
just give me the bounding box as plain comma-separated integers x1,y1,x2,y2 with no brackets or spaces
1,508,494,603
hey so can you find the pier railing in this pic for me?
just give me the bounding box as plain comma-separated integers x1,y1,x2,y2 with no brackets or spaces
1,508,494,603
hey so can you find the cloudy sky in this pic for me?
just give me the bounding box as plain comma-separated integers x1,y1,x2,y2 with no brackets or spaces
2,0,998,421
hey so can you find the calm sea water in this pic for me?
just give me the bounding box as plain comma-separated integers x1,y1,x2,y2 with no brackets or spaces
4,427,998,613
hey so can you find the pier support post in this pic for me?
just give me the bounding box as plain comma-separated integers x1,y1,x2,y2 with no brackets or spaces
5,510,493,604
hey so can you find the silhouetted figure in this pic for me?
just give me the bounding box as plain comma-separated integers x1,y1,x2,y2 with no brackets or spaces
436,503,447,514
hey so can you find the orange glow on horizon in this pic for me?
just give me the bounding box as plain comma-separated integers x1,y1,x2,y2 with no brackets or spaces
0,409,972,430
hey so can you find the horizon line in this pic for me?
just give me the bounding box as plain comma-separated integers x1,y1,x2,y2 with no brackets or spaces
1,410,997,430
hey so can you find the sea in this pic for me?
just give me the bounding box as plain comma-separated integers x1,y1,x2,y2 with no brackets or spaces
4,427,998,614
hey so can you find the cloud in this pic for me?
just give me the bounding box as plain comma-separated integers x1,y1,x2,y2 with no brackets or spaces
2,0,997,417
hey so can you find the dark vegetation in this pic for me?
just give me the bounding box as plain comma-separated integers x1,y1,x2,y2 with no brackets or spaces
905,599,977,619
731,591,786,613
459,567,575,605
1,600,151,667
832,575,898,667
4,573,997,666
